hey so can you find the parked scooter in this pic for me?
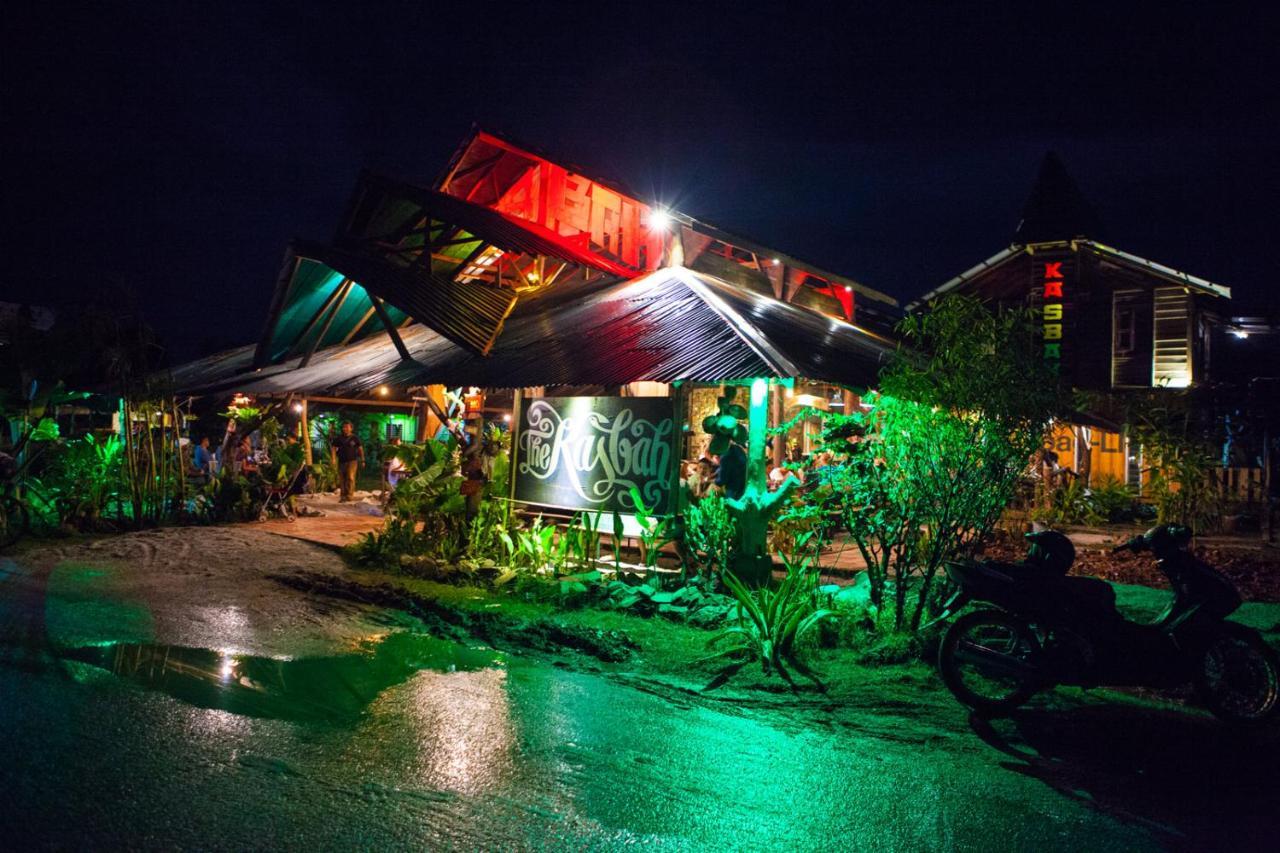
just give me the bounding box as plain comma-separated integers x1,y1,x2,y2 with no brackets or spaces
936,525,1279,724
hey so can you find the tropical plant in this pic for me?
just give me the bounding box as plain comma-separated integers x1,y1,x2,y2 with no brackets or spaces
309,460,337,493
511,515,557,573
384,437,467,557
706,554,837,677
628,486,672,570
683,492,738,585
468,498,516,564
42,433,125,529
556,509,605,573
1088,476,1138,522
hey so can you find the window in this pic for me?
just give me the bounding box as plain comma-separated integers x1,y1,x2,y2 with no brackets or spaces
1114,308,1136,354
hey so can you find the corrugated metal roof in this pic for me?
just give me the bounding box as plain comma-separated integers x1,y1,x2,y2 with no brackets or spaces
170,266,895,396
294,241,517,356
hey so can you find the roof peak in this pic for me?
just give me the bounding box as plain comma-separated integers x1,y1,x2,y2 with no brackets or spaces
1013,151,1107,245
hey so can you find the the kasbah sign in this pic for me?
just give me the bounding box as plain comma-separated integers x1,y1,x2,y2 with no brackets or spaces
1041,259,1065,371
514,396,675,515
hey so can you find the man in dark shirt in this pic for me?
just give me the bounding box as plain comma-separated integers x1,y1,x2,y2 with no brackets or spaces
334,421,364,502
715,442,747,501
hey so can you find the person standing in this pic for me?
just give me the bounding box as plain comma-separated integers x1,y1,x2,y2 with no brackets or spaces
334,421,364,502
191,436,214,479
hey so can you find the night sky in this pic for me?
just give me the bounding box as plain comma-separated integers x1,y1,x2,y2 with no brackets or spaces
4,3,1277,362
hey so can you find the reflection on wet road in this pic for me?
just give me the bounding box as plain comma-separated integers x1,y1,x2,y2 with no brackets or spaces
60,635,502,724
4,627,1165,850
0,537,1266,850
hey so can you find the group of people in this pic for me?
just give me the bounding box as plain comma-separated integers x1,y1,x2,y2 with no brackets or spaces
189,430,295,480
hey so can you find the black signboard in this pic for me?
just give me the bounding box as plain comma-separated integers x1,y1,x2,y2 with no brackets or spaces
513,396,675,515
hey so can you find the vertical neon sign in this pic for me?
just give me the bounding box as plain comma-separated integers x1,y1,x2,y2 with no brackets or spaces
1042,261,1064,372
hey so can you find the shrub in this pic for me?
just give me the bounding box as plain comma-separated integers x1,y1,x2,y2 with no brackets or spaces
813,295,1064,633
706,554,837,677
683,492,738,584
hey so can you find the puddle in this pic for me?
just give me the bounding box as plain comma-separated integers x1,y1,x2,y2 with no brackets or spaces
58,632,503,724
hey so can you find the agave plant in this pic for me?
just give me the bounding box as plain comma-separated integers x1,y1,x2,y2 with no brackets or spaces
707,554,836,677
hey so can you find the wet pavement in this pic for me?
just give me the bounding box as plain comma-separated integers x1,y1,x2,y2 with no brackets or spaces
1,529,1277,850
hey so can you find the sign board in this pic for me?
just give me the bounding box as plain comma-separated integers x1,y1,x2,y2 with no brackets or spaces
1036,255,1070,374
513,396,675,515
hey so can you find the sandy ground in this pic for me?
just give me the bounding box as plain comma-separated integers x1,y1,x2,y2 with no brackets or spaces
3,525,397,659
258,491,385,550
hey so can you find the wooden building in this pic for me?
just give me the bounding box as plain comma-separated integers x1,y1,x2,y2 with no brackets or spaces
908,154,1238,488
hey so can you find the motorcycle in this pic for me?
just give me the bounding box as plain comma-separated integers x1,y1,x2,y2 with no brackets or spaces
936,524,1279,724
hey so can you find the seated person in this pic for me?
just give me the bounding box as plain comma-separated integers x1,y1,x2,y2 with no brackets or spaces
191,436,214,478
234,436,259,475
685,457,718,502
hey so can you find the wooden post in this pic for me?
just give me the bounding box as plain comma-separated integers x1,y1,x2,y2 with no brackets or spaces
667,381,686,519
300,397,313,465
509,388,523,504
771,383,786,467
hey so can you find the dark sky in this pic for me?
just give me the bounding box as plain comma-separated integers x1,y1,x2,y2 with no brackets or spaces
4,3,1278,361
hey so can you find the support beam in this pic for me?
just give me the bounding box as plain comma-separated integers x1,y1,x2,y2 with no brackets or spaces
299,397,313,465
253,250,302,368
298,279,352,368
340,305,377,346
369,295,412,362
287,277,349,361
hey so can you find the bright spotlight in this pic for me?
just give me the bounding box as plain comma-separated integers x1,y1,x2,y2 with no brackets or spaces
648,209,672,232
377,385,390,396
1230,329,1249,339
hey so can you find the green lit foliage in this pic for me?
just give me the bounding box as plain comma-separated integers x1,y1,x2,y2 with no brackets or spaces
819,295,1064,634
628,486,673,570
511,515,557,573
706,554,836,677
350,437,470,568
0,382,89,542
119,398,188,527
467,498,516,565
43,433,125,530
557,509,604,573
771,501,831,567
683,492,738,585
1088,476,1141,523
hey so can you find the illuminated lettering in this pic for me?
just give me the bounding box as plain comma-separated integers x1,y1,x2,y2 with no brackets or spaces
1044,304,1063,321
1043,343,1061,358
1044,324,1062,340
1043,280,1063,298
1044,262,1062,279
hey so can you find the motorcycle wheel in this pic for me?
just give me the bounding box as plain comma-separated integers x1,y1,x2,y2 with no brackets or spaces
939,609,1043,716
1195,624,1280,725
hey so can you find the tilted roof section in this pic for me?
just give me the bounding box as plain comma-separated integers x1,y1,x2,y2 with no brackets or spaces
342,173,637,278
169,266,895,397
437,125,897,308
